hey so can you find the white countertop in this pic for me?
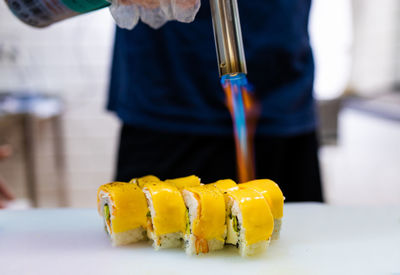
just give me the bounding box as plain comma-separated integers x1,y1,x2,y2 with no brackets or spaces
1,203,399,275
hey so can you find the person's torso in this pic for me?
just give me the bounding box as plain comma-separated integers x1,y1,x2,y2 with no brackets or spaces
108,0,316,136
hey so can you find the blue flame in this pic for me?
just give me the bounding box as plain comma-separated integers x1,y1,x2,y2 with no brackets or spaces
221,73,253,160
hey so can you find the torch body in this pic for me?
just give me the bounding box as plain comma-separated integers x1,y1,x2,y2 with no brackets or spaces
210,0,247,77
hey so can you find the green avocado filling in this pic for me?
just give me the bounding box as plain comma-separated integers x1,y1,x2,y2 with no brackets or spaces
104,204,110,222
232,215,239,233
146,211,151,218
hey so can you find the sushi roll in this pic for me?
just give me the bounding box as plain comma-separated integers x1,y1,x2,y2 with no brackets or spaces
225,186,274,257
97,182,148,246
181,185,226,255
142,182,187,249
212,179,237,192
241,179,284,240
130,175,160,188
165,175,201,189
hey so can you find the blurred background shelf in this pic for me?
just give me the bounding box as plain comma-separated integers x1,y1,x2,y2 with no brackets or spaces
319,92,400,206
0,93,67,207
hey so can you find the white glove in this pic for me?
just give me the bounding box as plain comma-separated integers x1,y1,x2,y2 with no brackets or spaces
109,0,201,30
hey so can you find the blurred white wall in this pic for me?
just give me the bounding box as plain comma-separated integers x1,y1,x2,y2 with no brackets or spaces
310,0,353,100
310,0,400,98
349,0,400,94
0,3,119,207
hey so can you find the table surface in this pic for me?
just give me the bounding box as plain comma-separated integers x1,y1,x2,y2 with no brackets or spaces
1,203,400,275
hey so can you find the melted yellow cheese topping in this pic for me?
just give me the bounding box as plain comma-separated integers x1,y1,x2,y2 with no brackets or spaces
130,175,161,188
227,186,274,245
97,182,148,234
165,175,201,189
241,179,284,219
185,185,226,241
212,179,237,192
144,182,186,236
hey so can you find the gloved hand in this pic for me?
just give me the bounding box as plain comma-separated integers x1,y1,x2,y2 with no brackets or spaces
110,0,201,30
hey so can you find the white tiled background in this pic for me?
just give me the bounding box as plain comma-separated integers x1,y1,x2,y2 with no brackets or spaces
0,2,119,207
1,0,400,208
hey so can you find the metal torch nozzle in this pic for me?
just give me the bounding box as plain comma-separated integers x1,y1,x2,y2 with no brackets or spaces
210,0,247,77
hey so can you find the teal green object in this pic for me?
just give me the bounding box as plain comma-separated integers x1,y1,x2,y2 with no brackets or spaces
61,0,110,13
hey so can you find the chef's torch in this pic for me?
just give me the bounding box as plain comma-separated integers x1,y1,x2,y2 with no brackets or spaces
210,0,247,77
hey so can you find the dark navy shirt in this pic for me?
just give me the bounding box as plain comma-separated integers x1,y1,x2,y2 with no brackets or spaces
108,0,316,136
